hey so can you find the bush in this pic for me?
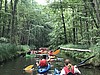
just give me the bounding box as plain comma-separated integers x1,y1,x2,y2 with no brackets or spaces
89,42,100,66
0,43,21,62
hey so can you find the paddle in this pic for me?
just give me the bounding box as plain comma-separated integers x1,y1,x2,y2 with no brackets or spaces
76,54,96,67
24,65,34,73
52,47,60,55
54,54,96,75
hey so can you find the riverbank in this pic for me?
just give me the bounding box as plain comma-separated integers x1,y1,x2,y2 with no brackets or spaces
59,49,100,70
58,44,100,68
0,43,30,64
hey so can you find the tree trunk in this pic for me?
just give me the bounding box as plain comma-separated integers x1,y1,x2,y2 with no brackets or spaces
79,17,83,40
60,0,68,44
0,0,3,37
1,26,5,37
84,4,90,45
27,20,30,45
5,0,7,12
83,0,99,29
75,21,78,44
0,0,2,10
92,0,100,27
10,0,19,44
10,0,13,43
72,9,76,44
60,47,91,52
2,0,8,37
7,19,11,37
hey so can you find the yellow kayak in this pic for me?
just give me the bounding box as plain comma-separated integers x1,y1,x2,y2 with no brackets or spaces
49,56,56,59
24,65,34,73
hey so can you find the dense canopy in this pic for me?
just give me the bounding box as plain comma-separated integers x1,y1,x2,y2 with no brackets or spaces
0,0,100,66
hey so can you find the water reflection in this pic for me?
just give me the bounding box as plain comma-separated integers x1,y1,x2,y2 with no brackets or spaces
80,67,100,75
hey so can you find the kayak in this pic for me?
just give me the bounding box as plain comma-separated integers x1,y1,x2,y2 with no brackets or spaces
37,64,51,74
49,56,56,59
54,68,60,75
24,65,34,73
25,54,36,58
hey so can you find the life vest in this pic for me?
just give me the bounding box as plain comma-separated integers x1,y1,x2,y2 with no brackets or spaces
63,66,75,75
39,59,47,67
48,51,53,56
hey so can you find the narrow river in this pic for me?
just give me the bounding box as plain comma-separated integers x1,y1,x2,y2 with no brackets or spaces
0,56,99,75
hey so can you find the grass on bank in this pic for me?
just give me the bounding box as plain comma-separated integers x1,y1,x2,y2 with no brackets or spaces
0,43,30,63
59,43,100,66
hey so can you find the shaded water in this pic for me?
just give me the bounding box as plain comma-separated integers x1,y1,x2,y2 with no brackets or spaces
0,57,36,75
0,56,99,75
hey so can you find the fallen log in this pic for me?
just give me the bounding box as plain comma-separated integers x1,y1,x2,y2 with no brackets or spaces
60,47,91,52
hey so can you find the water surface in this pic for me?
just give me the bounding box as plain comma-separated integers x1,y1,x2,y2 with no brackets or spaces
0,56,99,75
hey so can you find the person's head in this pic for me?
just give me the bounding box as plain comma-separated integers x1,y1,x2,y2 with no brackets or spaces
64,59,71,66
42,55,46,59
64,59,72,70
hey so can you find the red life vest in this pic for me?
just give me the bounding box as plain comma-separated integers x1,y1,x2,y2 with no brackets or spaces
39,59,47,67
48,51,53,56
63,66,75,75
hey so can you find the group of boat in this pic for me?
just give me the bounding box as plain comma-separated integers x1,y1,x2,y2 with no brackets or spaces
24,47,96,75
24,48,61,75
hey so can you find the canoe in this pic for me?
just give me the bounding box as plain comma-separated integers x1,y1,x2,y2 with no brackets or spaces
24,65,34,73
37,64,51,74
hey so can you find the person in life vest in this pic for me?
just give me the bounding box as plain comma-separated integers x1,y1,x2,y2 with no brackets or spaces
48,50,53,56
36,55,50,75
36,55,48,67
60,59,81,75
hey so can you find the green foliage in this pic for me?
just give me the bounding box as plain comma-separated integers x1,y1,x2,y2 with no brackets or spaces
20,45,30,51
89,42,100,66
0,37,8,43
60,42,100,66
16,1,52,47
0,0,52,47
48,0,100,48
0,0,99,66
0,43,21,62
29,45,36,50
60,44,91,60
90,42,100,54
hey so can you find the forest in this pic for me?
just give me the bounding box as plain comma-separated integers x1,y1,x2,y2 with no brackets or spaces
0,0,100,67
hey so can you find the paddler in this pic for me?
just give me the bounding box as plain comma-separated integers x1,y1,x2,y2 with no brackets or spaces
60,59,81,75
